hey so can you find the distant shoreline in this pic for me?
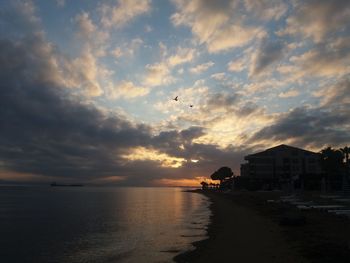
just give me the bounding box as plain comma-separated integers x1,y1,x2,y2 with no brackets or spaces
175,190,350,263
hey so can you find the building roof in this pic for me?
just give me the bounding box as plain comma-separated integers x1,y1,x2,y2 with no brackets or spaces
245,144,319,159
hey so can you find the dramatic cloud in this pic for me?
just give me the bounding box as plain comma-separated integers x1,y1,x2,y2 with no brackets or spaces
171,0,263,53
100,0,151,29
315,77,350,106
289,43,350,78
250,78,350,148
0,33,246,184
0,37,148,180
250,39,285,76
1,0,350,185
159,87,270,147
122,147,186,168
279,0,350,42
205,24,263,53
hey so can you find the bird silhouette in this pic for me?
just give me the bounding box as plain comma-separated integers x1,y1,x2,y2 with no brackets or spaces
189,105,193,108
173,96,178,101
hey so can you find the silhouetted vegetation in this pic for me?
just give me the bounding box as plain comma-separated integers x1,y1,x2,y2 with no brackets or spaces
319,146,348,191
209,166,234,189
210,167,233,183
200,181,208,190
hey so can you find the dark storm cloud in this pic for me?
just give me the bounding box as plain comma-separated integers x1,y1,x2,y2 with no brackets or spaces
251,39,285,75
250,78,350,148
152,126,205,148
0,33,245,184
0,36,152,179
319,77,350,107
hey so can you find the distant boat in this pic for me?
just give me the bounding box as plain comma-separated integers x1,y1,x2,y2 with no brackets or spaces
50,182,83,187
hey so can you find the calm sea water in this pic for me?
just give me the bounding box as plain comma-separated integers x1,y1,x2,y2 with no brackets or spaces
0,186,210,263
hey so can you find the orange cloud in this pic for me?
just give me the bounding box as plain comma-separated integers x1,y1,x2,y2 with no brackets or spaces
155,176,217,187
122,147,186,168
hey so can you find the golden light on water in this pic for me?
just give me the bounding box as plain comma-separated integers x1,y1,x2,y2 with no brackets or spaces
122,147,186,168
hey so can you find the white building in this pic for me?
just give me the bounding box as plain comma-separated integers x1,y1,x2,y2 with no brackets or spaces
240,144,323,188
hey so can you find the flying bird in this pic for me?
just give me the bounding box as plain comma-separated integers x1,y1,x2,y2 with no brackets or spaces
173,96,178,101
189,105,193,108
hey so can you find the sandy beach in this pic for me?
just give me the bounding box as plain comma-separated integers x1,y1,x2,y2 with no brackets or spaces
174,190,350,263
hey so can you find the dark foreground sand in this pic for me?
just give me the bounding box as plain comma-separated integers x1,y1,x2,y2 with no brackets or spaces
174,190,350,263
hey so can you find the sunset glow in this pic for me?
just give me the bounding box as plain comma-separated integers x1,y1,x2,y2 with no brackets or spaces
122,147,186,168
0,0,349,186
156,177,217,187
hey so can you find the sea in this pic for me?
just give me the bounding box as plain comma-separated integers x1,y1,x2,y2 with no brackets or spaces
0,186,211,263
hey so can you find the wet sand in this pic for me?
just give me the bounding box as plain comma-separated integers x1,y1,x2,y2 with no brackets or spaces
175,190,350,263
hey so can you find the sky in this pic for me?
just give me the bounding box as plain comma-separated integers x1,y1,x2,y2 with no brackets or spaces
0,0,349,186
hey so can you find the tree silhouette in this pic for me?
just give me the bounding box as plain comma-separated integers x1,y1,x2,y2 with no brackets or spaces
210,166,233,184
320,147,344,190
200,181,208,190
320,147,344,171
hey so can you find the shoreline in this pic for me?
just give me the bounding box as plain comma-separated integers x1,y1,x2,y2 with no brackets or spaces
174,190,215,263
175,190,350,263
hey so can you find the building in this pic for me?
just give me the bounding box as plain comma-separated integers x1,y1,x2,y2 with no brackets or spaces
240,144,323,190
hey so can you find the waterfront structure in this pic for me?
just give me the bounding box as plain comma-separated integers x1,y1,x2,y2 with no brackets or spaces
240,144,323,189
